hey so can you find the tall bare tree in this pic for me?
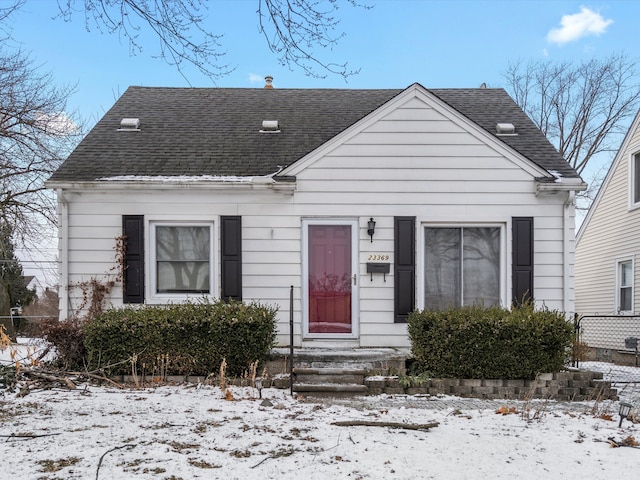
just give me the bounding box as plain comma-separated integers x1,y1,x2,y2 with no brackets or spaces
55,0,367,82
0,45,83,243
504,55,640,178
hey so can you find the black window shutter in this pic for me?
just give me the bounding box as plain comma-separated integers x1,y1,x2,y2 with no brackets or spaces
122,215,144,304
512,217,534,306
221,216,242,302
394,216,415,323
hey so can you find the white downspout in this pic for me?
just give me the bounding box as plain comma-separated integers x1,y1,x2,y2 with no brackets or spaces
57,188,69,320
563,190,576,316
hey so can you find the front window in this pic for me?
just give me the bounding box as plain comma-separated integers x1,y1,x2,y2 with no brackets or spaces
425,227,501,310
618,259,633,313
151,223,213,296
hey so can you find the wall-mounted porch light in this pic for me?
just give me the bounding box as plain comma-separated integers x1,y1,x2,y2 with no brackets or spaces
618,401,633,427
367,218,376,242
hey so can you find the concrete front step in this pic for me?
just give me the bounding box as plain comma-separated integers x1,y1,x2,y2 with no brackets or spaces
293,383,369,397
292,367,369,397
269,347,409,373
294,367,367,386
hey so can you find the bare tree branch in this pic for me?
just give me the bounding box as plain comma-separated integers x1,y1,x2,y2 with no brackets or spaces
0,0,23,31
56,0,234,83
503,54,640,176
11,1,369,83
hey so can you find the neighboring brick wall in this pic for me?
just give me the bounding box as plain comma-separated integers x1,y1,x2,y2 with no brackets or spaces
365,371,617,401
581,346,640,367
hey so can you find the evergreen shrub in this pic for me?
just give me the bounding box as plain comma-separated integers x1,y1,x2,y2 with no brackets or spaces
84,300,278,377
407,303,573,379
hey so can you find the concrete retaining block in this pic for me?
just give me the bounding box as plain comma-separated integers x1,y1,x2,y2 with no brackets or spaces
460,379,483,387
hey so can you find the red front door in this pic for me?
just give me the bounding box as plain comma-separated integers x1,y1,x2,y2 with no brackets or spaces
308,224,353,334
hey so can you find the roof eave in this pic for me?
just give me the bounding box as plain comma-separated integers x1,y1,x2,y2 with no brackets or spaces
535,177,587,195
45,177,297,194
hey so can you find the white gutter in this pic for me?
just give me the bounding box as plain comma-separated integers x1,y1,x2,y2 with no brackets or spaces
563,190,576,317
536,177,587,195
57,188,69,321
46,175,297,194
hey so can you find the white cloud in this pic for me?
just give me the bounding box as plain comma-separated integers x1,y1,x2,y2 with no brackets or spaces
35,111,79,135
248,73,264,84
547,6,613,45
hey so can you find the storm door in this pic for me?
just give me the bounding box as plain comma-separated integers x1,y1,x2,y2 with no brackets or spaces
303,220,358,337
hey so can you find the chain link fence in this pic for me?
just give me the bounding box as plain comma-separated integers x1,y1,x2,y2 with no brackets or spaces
576,315,640,398
577,315,640,363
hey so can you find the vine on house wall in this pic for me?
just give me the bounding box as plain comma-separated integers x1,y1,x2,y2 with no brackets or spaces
68,234,127,321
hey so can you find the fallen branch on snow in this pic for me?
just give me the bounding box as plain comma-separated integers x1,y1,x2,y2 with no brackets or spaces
96,444,136,480
331,420,439,431
1,432,62,442
594,436,640,449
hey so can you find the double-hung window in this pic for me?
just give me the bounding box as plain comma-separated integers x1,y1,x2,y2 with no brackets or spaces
150,223,214,297
424,226,501,310
617,259,633,313
632,153,640,207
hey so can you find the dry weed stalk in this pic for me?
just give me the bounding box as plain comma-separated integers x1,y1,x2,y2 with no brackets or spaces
130,353,140,388
0,326,41,374
0,325,11,350
153,354,169,382
520,374,550,422
585,382,615,418
219,358,228,391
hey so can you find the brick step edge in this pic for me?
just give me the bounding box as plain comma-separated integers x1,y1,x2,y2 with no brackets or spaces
293,383,369,393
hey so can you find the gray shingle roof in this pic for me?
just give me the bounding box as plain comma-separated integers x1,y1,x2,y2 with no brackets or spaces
48,84,580,183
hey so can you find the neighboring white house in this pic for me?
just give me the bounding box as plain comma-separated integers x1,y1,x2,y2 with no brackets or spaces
46,81,585,348
575,109,640,358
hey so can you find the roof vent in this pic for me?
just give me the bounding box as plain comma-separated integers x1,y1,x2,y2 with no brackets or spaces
496,122,516,135
260,120,280,133
119,118,140,131
264,76,274,89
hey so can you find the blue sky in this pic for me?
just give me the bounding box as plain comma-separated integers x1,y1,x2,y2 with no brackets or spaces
6,0,639,284
5,1,638,126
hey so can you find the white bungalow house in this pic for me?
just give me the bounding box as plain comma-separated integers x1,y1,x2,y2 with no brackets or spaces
575,109,640,361
47,81,585,348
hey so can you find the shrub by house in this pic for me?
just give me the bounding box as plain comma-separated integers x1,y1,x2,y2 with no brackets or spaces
408,304,573,380
83,300,277,377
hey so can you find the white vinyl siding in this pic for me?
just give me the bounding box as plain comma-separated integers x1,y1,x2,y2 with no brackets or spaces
576,120,640,315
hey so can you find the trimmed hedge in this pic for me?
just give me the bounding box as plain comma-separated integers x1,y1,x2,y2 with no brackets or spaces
84,300,278,377
407,304,573,380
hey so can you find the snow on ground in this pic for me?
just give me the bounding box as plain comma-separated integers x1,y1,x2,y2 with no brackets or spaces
2,340,640,479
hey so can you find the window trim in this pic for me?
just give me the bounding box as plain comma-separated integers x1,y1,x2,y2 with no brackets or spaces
418,223,507,310
629,151,640,210
148,220,216,302
615,256,634,314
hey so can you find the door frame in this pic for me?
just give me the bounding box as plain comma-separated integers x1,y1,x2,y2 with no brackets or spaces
302,218,360,339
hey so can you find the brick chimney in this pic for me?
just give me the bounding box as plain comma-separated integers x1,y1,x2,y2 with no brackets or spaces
264,76,274,89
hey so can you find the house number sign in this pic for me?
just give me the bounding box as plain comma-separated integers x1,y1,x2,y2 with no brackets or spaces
367,254,390,261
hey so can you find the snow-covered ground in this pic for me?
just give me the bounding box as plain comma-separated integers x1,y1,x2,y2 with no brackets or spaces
2,339,640,479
